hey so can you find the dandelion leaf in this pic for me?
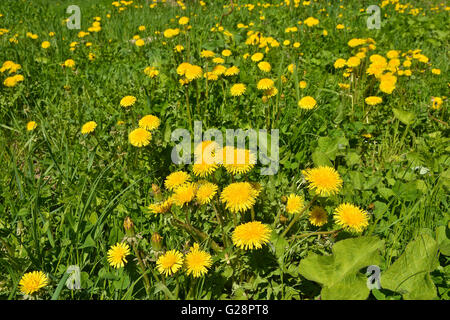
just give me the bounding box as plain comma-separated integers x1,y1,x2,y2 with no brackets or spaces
299,236,384,300
381,234,439,300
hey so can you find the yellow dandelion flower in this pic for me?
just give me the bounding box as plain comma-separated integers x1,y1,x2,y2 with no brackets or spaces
222,147,256,175
185,243,212,278
222,49,232,57
156,250,184,276
185,64,202,80
200,50,215,58
212,65,227,76
257,78,274,90
196,182,218,205
230,83,246,96
334,58,347,69
120,95,136,107
365,96,382,106
19,271,49,295
302,166,343,197
258,61,271,72
139,114,160,131
299,81,307,89
334,203,369,233
309,206,328,226
26,121,37,131
251,52,264,62
179,16,189,25
285,194,304,214
224,66,240,76
128,128,152,147
220,182,259,213
81,121,97,134
212,57,225,64
232,221,271,250
107,242,131,268
173,182,197,207
298,96,317,110
346,56,361,68
41,41,50,49
64,59,75,68
164,171,191,191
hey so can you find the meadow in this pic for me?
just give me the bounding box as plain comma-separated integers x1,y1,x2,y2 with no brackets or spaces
0,0,448,300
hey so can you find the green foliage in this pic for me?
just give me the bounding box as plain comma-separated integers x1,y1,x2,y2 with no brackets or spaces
299,236,384,300
381,233,439,300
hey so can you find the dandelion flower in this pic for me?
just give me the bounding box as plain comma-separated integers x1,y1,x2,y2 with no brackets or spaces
224,66,240,76
196,182,218,205
185,64,203,80
129,128,151,147
285,194,304,214
64,59,75,68
120,95,136,108
232,221,271,250
309,206,328,226
144,66,159,78
212,65,227,76
41,41,50,49
298,96,317,110
179,16,189,25
251,52,264,62
222,49,232,57
299,81,307,89
139,115,160,131
148,197,173,214
107,242,131,268
185,243,212,277
334,58,346,69
157,250,184,276
81,121,97,134
27,121,37,131
258,61,271,72
19,271,49,295
165,171,191,191
304,17,319,27
365,96,382,106
200,50,215,58
257,78,274,90
230,83,246,96
173,182,197,207
346,56,361,68
222,147,256,175
302,166,343,196
221,182,259,213
334,203,369,233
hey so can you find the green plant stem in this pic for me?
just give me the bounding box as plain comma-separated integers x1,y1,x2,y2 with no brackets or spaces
292,228,342,240
172,217,222,253
130,241,151,296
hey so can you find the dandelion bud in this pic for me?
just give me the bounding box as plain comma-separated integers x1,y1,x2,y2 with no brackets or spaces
281,195,287,203
279,214,288,224
151,232,163,251
123,216,135,236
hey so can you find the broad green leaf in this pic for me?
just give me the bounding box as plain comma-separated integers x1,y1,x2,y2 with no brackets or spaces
299,236,384,300
436,225,450,256
393,108,415,125
312,151,333,167
381,234,439,300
